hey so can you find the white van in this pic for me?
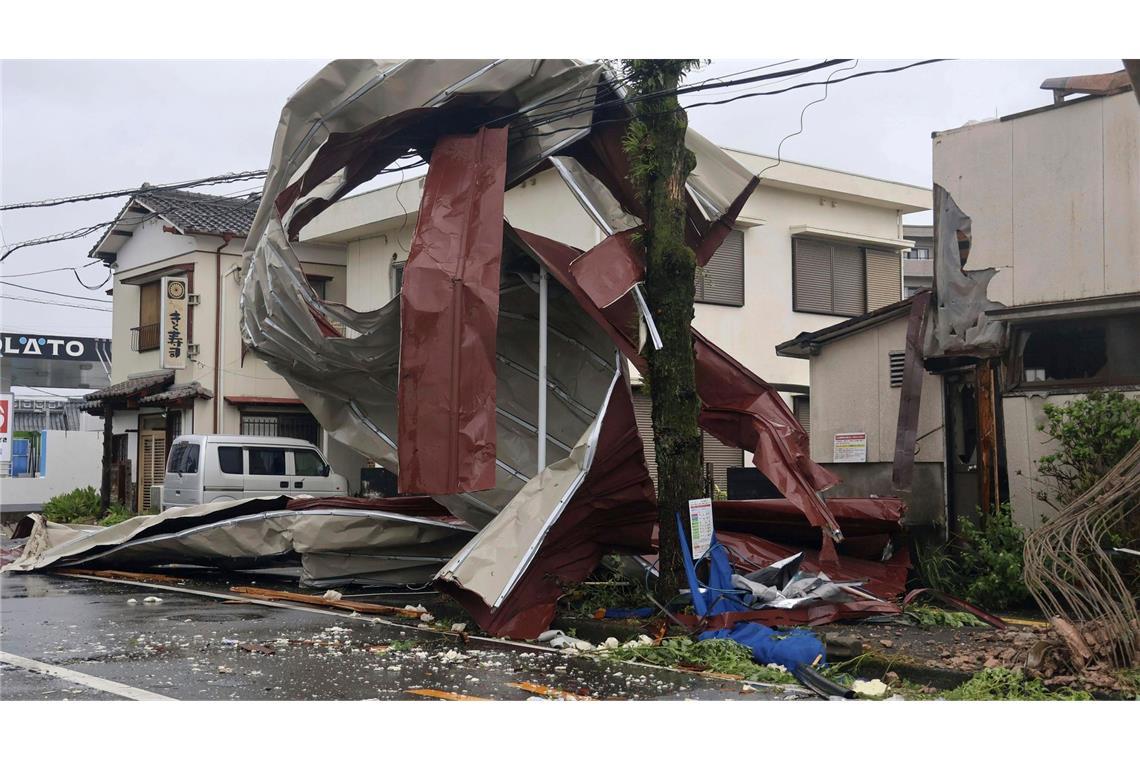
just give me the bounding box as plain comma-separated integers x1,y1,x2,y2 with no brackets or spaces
161,435,349,510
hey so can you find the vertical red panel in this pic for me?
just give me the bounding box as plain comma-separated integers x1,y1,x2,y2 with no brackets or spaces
397,127,509,495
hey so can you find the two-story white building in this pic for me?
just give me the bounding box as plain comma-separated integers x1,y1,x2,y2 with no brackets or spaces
84,187,364,511
301,148,930,490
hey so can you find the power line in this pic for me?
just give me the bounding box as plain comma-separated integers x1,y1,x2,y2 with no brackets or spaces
758,59,861,180
1,170,267,211
1,294,112,312
0,260,102,278
0,280,113,303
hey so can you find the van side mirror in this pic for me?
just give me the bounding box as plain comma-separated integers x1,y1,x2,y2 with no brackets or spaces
321,464,331,477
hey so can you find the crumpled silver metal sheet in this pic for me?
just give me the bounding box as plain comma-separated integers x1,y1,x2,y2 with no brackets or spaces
239,60,752,526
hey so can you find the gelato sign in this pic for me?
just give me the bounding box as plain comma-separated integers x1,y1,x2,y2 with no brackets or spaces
160,276,189,369
0,333,110,362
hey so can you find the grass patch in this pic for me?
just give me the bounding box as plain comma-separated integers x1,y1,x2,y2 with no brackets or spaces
598,636,798,685
904,604,986,628
941,668,1091,701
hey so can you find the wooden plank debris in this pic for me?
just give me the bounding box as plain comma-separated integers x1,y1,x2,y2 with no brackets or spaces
228,585,425,618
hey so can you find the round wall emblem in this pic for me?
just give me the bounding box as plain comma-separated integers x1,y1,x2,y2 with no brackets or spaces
167,280,186,299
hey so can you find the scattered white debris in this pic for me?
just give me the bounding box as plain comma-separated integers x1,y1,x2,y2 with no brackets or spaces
126,598,138,605
450,622,467,633
322,590,343,601
438,649,471,664
420,613,435,623
217,666,233,674
324,626,351,634
403,604,428,613
142,596,163,605
852,679,888,697
740,684,756,694
387,665,402,672
602,637,620,649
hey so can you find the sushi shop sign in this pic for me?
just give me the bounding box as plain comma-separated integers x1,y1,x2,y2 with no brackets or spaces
161,275,189,369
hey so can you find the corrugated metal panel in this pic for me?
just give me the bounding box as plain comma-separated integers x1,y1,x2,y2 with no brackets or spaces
702,431,744,493
865,248,901,311
831,243,865,316
793,238,833,313
696,229,744,306
632,389,658,487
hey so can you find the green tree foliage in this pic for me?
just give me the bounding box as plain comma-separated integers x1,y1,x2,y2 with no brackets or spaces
917,503,1033,611
42,486,130,526
1036,391,1140,507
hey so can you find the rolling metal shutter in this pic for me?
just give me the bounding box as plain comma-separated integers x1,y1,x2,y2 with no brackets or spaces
793,238,833,313
632,389,658,487
865,248,901,311
696,229,745,306
830,243,865,316
702,431,745,493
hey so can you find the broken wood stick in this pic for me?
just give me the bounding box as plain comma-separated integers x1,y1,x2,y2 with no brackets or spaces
509,682,592,700
227,585,424,618
54,568,188,584
405,688,490,701
1050,616,1093,667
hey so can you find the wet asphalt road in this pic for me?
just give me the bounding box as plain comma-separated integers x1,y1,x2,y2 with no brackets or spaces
0,573,807,701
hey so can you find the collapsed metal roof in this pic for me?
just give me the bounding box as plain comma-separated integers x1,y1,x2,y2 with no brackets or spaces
226,59,892,637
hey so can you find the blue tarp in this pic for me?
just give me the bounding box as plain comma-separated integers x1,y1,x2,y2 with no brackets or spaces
677,517,826,671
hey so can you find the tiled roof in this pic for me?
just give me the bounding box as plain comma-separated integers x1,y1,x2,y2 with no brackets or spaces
138,381,214,406
83,370,174,406
134,187,260,236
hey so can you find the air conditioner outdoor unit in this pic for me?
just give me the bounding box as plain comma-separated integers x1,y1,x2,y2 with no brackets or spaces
150,485,165,511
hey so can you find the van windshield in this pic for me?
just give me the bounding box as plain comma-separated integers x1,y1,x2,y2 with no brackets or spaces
168,442,200,474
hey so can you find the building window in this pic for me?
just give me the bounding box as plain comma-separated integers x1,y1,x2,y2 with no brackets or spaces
793,237,900,316
134,281,161,351
792,395,810,436
905,246,932,260
240,410,321,446
695,229,744,307
391,261,406,298
1010,313,1140,391
306,276,328,300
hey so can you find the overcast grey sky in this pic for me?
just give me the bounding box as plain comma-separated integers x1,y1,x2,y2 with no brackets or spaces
0,58,1122,337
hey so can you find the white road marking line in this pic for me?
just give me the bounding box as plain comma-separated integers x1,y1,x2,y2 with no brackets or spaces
0,650,177,701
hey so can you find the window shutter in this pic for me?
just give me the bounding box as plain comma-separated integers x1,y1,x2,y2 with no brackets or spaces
702,431,744,492
793,238,833,313
696,229,744,306
632,389,658,488
830,243,865,316
792,395,811,436
889,351,906,387
865,248,901,311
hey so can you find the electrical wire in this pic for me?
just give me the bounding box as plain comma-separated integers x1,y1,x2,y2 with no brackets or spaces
1,294,112,312
1,170,267,211
0,280,113,303
758,59,861,180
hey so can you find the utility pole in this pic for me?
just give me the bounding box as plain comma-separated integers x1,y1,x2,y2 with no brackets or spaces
620,60,704,600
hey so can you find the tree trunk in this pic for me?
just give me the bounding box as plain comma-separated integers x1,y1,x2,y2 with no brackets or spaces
621,60,703,601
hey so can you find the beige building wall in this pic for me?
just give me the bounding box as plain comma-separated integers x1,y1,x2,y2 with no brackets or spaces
933,91,1140,308
807,316,945,466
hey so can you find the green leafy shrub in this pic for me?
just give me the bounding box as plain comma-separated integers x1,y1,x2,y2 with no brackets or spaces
42,486,130,525
1036,391,1140,507
916,503,1033,611
42,486,102,524
600,636,797,684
